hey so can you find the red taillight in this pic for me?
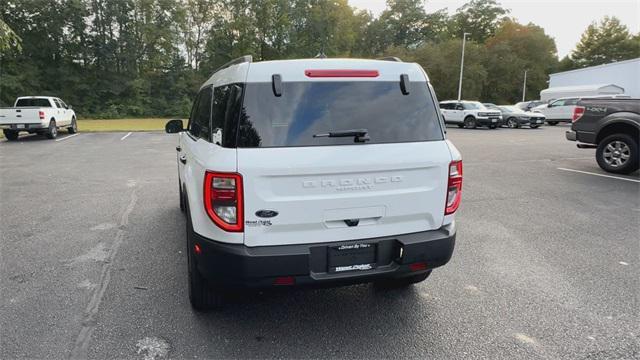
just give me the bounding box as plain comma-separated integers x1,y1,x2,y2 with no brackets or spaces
409,262,428,272
194,243,202,255
445,160,463,215
203,171,243,232
572,106,585,122
273,276,295,286
38,111,45,120
305,69,379,78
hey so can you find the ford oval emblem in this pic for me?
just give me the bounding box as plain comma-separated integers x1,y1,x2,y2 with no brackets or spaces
255,209,279,218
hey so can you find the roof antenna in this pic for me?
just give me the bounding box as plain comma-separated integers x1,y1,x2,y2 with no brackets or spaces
315,43,327,59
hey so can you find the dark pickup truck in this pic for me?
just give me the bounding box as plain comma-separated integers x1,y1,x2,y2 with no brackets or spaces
566,98,639,174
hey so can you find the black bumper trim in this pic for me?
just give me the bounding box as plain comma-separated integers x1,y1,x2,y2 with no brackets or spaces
566,130,577,141
193,225,456,288
476,118,500,126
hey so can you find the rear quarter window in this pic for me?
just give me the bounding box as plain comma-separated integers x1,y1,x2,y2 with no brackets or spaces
237,81,443,148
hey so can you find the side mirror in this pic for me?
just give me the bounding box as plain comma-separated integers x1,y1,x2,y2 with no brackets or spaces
165,119,184,133
67,105,72,110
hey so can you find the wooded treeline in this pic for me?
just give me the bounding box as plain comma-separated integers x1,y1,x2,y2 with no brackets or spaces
1,0,638,118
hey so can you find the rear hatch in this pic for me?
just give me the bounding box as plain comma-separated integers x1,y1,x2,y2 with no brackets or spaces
237,71,452,247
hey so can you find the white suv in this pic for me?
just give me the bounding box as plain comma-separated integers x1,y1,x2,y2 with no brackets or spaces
439,100,502,129
165,56,462,309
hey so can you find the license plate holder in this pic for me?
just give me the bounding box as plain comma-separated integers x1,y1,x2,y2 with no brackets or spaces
328,243,376,273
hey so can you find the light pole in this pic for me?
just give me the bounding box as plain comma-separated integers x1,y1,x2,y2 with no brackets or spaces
457,32,470,101
522,69,528,102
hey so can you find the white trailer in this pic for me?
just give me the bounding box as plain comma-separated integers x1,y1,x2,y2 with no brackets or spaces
539,84,625,102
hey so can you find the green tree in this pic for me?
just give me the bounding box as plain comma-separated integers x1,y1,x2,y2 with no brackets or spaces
557,55,575,72
570,16,640,68
362,0,450,56
0,18,22,53
395,39,488,101
451,0,509,42
483,20,558,103
177,0,218,70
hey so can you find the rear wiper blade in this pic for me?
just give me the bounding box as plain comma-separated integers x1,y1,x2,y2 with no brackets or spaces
313,129,370,143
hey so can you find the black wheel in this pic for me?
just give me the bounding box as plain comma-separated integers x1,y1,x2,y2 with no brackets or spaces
464,116,477,129
596,134,639,174
547,121,558,126
3,129,19,141
457,124,464,128
67,117,77,134
530,124,539,129
507,117,519,128
45,120,58,139
185,199,224,310
375,271,432,288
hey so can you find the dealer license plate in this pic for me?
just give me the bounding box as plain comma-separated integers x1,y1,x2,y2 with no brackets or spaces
328,243,376,273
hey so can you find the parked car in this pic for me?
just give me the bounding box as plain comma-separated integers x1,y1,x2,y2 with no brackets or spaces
482,102,500,110
532,97,579,125
0,96,77,140
498,106,546,128
515,100,546,112
439,100,502,129
566,98,639,174
165,56,462,309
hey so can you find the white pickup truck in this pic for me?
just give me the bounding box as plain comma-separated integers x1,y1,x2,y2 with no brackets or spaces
0,96,77,140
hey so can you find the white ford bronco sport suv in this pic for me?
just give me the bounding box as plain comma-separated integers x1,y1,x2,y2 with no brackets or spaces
439,100,502,129
165,56,462,310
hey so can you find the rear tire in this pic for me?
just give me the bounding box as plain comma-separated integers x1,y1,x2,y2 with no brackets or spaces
45,120,58,139
530,124,539,129
375,271,432,288
547,121,558,126
596,134,639,174
3,129,19,141
67,117,77,134
186,199,224,310
464,116,477,129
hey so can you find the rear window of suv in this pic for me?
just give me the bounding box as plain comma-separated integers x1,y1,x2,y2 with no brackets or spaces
237,81,443,147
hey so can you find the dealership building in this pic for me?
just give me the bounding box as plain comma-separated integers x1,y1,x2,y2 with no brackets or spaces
541,57,640,100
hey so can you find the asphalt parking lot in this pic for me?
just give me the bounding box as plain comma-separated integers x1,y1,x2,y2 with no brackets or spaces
1,125,638,359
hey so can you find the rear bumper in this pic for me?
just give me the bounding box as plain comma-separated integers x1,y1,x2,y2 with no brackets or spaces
524,118,545,125
566,130,597,144
0,123,46,130
565,130,577,141
193,224,456,289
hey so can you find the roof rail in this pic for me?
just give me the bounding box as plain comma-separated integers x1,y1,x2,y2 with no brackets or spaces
212,55,253,75
377,56,402,62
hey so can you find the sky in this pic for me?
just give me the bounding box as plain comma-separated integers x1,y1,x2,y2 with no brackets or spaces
348,0,640,58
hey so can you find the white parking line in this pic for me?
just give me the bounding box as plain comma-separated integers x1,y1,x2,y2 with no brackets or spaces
55,133,79,142
120,132,132,141
557,167,640,183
